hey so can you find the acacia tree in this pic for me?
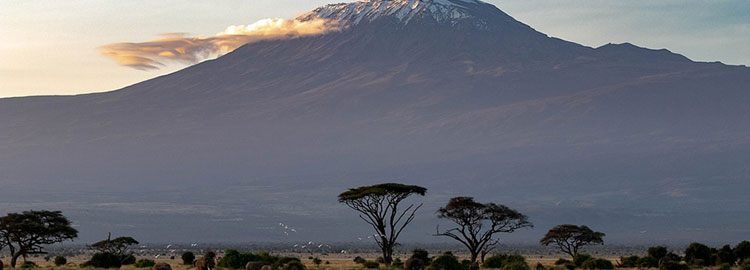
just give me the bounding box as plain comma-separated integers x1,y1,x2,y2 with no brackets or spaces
435,197,533,264
338,183,427,266
89,233,139,255
0,210,78,267
540,224,605,258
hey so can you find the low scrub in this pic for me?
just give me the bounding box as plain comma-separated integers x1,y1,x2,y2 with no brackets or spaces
134,259,156,268
218,250,301,269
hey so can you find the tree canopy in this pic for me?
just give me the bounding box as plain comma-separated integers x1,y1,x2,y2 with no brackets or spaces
0,210,78,267
540,224,604,258
338,183,427,202
90,235,139,255
435,197,532,263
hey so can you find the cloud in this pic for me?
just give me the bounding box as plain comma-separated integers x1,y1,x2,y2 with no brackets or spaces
99,18,343,70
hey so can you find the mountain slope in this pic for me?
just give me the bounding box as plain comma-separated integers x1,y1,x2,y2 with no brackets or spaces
1,0,749,243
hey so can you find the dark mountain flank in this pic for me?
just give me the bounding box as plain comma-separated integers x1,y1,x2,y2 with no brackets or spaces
2,0,749,243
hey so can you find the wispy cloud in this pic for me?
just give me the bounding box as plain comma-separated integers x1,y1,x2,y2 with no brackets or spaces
99,18,343,70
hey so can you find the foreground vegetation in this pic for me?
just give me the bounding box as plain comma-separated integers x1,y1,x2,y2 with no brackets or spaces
1,183,749,270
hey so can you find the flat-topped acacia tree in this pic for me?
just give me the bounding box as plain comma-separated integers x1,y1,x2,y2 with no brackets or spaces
435,197,532,264
338,183,427,267
540,224,605,258
0,210,78,267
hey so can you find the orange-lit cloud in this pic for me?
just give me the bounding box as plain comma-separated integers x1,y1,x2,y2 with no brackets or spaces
100,18,343,70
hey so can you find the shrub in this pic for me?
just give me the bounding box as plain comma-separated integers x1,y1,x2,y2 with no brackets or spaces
363,261,380,269
741,261,750,270
616,256,638,268
660,261,689,270
55,256,68,266
648,247,669,261
554,259,571,266
736,241,750,264
393,258,404,268
431,252,464,270
413,249,431,264
504,255,526,265
122,254,136,265
283,261,307,270
219,250,245,269
355,257,367,264
685,243,712,266
574,254,593,267
182,252,196,265
485,255,509,268
502,261,530,270
218,250,294,269
20,262,38,269
536,263,546,270
82,252,126,268
406,258,426,270
313,258,322,266
717,245,735,265
275,257,302,269
637,256,659,268
135,259,156,268
580,259,613,270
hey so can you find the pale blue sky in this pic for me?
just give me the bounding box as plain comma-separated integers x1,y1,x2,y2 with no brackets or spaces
1,0,748,98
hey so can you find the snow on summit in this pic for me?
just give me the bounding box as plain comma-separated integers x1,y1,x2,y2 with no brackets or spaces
298,0,488,26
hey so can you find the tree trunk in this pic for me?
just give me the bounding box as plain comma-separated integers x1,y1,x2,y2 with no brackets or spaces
10,253,20,268
470,251,479,264
382,242,393,267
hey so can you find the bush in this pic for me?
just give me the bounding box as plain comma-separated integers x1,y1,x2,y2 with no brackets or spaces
660,261,689,270
406,258,426,270
217,250,294,269
685,243,713,266
313,258,322,266
502,261,530,270
182,252,196,265
741,261,750,270
393,258,404,268
536,263,546,270
504,255,526,265
580,259,613,270
413,249,431,264
648,247,669,261
485,255,509,268
20,262,38,269
283,261,306,270
122,254,136,265
574,254,593,267
637,256,659,268
736,241,750,264
431,252,464,270
355,257,367,264
363,261,380,269
717,245,735,265
82,252,127,268
135,259,156,268
55,256,68,266
554,259,571,266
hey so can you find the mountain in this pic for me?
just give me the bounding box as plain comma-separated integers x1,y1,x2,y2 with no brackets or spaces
2,0,749,244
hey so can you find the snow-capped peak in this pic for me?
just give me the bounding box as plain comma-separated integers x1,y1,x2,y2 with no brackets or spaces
298,0,488,26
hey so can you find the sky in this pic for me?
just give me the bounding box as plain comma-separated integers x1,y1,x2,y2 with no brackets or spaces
1,0,748,98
